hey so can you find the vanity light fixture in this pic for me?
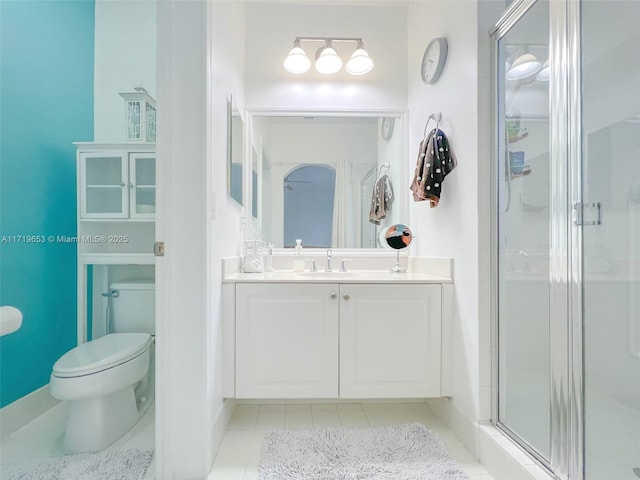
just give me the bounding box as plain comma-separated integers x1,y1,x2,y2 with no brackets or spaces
284,37,374,76
283,38,311,74
506,53,542,80
345,39,374,75
315,40,343,74
536,59,550,81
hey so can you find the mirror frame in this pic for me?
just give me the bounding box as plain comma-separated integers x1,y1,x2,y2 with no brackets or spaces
246,108,410,253
227,95,244,207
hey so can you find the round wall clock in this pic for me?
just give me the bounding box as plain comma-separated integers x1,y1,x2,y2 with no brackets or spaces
421,37,448,84
381,117,395,141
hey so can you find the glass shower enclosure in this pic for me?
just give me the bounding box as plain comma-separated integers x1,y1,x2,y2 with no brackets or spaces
492,0,640,478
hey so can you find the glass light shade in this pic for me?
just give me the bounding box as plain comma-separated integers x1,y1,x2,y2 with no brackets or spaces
536,60,550,81
283,46,311,74
345,48,374,75
315,46,342,74
506,53,542,80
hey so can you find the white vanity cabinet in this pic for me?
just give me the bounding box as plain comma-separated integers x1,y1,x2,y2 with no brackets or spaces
339,284,442,398
235,283,339,399
228,280,452,399
78,145,155,220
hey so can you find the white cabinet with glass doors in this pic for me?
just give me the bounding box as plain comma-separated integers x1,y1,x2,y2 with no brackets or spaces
77,144,155,220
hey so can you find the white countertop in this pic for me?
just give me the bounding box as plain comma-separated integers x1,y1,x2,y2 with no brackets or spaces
224,270,452,284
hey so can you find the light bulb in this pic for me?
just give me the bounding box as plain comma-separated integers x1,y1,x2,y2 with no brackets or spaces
346,47,373,75
506,53,542,80
283,45,311,74
536,60,550,81
315,44,342,74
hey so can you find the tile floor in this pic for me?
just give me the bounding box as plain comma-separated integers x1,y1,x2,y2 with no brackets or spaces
209,402,496,480
1,401,497,480
0,402,155,480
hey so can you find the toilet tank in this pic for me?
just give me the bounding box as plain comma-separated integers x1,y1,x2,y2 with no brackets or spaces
109,281,155,334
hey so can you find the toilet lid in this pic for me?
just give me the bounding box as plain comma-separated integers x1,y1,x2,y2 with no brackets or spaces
52,333,151,378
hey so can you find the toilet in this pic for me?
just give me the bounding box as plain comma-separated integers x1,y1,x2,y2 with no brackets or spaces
50,280,155,454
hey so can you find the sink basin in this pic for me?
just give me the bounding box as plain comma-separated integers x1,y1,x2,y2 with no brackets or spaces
296,271,366,278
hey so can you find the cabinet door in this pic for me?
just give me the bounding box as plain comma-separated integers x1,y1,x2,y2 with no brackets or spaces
339,284,442,398
129,153,156,219
236,283,339,398
79,152,128,218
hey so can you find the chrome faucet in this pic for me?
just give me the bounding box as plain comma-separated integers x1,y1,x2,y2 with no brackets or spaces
325,249,332,272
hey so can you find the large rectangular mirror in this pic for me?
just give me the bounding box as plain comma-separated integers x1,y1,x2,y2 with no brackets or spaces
228,95,244,206
250,113,405,249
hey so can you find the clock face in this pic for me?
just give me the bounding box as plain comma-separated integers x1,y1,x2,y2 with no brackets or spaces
422,37,448,84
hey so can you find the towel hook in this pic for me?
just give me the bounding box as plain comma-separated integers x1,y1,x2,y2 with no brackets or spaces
377,162,390,177
422,112,442,142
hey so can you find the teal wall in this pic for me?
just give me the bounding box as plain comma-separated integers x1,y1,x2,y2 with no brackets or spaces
0,0,95,407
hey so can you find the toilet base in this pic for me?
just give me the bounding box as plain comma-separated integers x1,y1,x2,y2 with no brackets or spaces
63,385,139,454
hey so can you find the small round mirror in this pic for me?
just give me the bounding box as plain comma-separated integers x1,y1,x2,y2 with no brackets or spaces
385,224,413,249
385,224,412,272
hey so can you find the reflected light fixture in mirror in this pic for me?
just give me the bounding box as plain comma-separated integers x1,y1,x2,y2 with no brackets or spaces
536,59,550,81
283,37,373,76
506,53,542,80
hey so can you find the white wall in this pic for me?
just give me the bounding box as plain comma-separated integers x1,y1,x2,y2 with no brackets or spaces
244,2,407,110
407,0,481,451
209,0,247,459
156,0,208,476
156,0,245,478
94,0,156,143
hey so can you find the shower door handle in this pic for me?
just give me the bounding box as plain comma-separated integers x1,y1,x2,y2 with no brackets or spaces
574,202,601,226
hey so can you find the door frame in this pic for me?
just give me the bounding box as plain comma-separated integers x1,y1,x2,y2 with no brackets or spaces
489,0,584,478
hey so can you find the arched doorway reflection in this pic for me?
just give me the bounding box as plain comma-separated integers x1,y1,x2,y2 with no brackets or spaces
283,165,335,248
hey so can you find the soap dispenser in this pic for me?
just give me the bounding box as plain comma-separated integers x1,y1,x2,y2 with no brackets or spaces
293,239,305,272
264,242,274,272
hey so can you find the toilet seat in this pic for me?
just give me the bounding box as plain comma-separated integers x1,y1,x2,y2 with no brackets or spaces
52,333,151,378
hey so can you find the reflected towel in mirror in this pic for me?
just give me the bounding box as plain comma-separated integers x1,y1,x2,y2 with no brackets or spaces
369,174,394,224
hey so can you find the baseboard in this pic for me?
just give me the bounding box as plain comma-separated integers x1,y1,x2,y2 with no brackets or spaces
427,399,552,480
212,398,236,451
206,398,237,480
427,397,478,457
0,385,59,439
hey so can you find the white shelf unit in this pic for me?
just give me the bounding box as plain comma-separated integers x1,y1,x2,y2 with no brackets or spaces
74,143,156,344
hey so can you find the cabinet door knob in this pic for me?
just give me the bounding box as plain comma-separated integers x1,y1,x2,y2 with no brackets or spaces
330,292,338,300
120,182,126,187
343,294,350,300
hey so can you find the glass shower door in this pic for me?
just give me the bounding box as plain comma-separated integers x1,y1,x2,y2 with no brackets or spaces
581,1,640,478
494,0,551,461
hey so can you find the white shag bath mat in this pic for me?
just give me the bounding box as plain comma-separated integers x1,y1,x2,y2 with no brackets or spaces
258,423,470,480
1,448,152,480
